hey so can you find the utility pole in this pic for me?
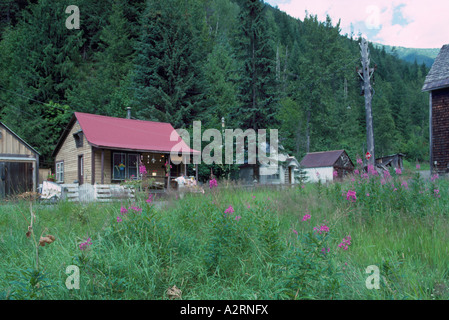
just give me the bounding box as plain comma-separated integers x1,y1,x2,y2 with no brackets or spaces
357,38,376,166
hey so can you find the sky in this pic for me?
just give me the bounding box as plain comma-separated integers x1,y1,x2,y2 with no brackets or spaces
264,0,449,49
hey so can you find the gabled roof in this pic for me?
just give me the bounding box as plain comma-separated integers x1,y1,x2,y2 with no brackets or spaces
300,150,347,168
0,121,40,155
422,44,449,92
53,112,199,156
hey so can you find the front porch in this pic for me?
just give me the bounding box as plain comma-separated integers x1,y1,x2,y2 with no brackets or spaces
91,148,198,190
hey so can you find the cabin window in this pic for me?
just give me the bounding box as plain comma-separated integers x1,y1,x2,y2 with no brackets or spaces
73,131,83,148
112,152,139,180
56,161,64,183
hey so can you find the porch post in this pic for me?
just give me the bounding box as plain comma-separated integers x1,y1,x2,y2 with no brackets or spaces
195,163,198,182
167,153,171,190
91,147,95,185
101,149,104,184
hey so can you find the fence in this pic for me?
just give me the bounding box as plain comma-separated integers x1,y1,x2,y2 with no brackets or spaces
60,184,135,202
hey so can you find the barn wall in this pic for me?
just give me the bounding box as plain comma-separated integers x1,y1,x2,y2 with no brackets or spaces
0,125,35,157
304,167,333,183
54,121,92,184
432,87,449,174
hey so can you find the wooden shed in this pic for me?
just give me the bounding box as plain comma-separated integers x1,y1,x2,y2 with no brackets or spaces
422,44,449,174
299,150,354,183
0,121,40,198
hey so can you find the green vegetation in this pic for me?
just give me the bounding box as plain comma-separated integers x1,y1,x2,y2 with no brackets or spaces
0,0,431,179
1,165,447,300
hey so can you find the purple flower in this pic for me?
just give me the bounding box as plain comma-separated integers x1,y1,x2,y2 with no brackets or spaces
292,229,298,235
346,190,357,202
224,205,234,215
357,158,363,165
120,206,128,214
117,216,123,222
209,179,218,189
146,194,153,204
431,174,439,182
235,215,241,221
395,168,402,175
416,164,421,170
302,214,311,222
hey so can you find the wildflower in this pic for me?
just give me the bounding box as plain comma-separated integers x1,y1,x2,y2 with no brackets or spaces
247,205,250,209
383,170,391,179
321,247,330,255
395,168,402,175
209,179,218,189
224,205,234,215
333,170,338,178
120,206,128,214
139,164,147,175
301,185,305,189
431,174,439,182
416,164,421,170
252,195,256,199
357,158,363,165
380,179,386,185
130,206,142,213
346,190,357,202
366,193,370,197
314,224,330,234
146,194,153,204
117,216,123,223
361,172,369,179
302,214,311,222
351,178,355,182
401,181,409,189
292,229,298,235
79,237,92,251
434,189,441,198
354,169,359,175
235,215,241,221
338,235,352,250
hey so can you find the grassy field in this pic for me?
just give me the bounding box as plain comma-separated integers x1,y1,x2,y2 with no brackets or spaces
0,164,448,300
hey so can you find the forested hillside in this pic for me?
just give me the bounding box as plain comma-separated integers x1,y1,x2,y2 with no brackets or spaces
0,0,430,171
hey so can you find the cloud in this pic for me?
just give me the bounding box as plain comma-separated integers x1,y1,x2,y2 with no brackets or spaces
268,0,448,48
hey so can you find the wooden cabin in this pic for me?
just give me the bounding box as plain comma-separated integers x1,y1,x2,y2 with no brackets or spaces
422,44,449,174
299,150,354,183
0,121,40,198
52,112,199,190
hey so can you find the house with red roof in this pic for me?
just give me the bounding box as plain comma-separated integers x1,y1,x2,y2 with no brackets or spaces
52,111,199,189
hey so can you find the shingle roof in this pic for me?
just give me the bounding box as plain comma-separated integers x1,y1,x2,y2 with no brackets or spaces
422,44,449,92
299,150,346,168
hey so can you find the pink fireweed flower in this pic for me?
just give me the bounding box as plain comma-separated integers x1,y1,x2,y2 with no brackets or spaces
346,190,357,202
351,178,355,182
361,172,369,179
338,235,351,250
354,169,359,175
235,215,241,221
401,181,409,189
117,216,123,223
79,237,92,251
395,168,402,175
321,247,330,255
129,205,142,213
416,164,421,170
383,170,391,179
431,174,439,182
357,158,363,165
301,185,305,189
209,179,218,189
314,224,330,234
333,170,338,178
434,189,441,198
292,229,298,235
302,214,311,222
146,194,153,204
247,205,250,209
120,206,128,214
224,205,234,215
381,179,386,185
139,164,147,175
366,193,370,197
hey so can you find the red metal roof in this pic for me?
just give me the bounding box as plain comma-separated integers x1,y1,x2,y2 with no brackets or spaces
300,150,346,168
74,112,199,154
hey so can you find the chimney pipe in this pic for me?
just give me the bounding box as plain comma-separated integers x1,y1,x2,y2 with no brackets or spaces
126,107,131,119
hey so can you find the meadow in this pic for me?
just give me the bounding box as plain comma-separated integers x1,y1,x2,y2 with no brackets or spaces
0,162,448,300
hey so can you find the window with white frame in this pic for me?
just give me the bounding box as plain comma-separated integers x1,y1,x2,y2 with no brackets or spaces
56,161,64,183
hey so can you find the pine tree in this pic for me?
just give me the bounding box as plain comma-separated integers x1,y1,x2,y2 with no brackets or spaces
132,0,208,129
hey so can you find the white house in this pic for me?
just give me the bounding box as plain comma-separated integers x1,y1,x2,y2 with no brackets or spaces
299,150,354,183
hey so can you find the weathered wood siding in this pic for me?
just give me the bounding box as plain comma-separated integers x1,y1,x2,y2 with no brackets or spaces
94,149,112,184
0,125,35,157
432,88,449,174
54,121,92,184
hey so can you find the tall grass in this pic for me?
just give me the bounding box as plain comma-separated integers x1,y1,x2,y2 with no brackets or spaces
0,166,448,300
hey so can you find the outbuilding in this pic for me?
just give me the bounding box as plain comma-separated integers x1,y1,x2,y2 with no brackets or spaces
0,121,40,198
299,150,354,183
422,44,449,174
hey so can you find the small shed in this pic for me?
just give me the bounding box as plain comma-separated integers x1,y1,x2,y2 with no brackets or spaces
0,121,40,198
299,150,354,183
375,153,405,170
422,44,449,174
